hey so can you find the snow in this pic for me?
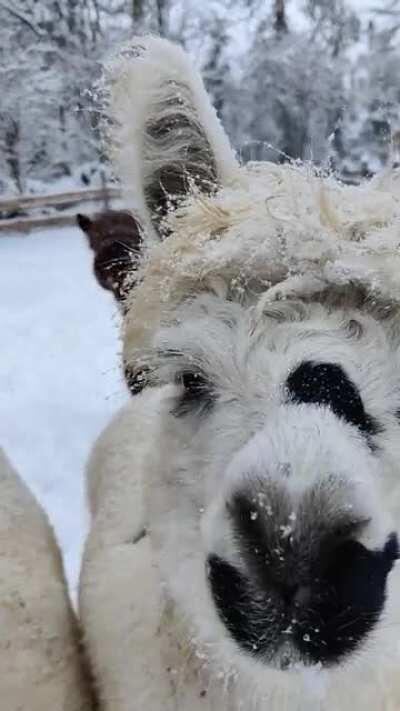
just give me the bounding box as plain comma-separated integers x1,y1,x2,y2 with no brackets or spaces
0,226,128,599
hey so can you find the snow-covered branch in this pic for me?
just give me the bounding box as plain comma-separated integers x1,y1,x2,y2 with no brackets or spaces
0,1,44,38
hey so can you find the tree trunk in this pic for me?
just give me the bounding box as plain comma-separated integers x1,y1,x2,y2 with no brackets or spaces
132,0,145,29
156,0,169,35
274,0,288,34
5,119,23,194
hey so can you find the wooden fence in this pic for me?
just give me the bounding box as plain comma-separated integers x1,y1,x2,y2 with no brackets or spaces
0,186,122,234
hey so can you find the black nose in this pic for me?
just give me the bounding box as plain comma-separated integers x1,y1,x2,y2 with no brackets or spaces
207,490,399,668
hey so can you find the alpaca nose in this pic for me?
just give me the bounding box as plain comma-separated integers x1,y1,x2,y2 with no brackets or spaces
223,490,327,614
208,486,399,667
226,489,368,602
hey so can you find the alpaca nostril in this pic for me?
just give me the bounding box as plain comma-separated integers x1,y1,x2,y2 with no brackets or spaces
278,584,311,608
293,585,311,607
280,584,298,607
320,518,372,562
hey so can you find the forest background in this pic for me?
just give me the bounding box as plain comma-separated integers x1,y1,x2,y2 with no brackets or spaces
1,0,400,197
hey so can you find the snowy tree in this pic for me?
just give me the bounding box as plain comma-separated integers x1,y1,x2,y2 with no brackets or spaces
2,0,400,193
238,4,345,165
202,14,230,119
303,0,360,57
0,1,112,192
332,4,400,180
130,0,173,35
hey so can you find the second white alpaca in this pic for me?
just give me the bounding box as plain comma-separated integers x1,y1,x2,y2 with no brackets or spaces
0,448,92,711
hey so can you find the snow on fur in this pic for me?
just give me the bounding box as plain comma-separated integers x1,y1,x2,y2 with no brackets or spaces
123,159,400,368
101,38,400,368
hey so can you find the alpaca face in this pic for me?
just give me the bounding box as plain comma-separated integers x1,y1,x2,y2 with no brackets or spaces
91,37,400,687
144,297,400,674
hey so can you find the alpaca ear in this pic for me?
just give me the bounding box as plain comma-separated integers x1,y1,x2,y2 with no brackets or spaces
106,37,238,238
76,213,92,234
76,210,142,301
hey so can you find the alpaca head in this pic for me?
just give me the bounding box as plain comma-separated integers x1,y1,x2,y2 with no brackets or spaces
76,210,142,299
89,37,400,685
146,297,400,677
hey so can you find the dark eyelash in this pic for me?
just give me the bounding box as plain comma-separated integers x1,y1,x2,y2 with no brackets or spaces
172,370,215,417
124,366,149,395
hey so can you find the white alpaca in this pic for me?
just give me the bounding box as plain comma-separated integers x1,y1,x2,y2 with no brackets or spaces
78,37,400,711
0,447,92,711
80,397,176,711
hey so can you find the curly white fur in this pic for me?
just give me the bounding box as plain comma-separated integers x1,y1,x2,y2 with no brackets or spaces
123,161,400,368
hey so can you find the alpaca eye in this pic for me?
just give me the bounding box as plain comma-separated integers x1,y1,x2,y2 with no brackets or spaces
180,370,207,393
173,370,214,417
124,366,148,395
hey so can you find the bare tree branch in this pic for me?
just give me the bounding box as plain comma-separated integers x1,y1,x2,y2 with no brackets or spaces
0,2,44,38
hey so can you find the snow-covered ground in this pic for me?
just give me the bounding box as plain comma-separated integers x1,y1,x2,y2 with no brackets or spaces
0,225,128,598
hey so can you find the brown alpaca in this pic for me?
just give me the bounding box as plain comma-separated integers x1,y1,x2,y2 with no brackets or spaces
76,211,142,300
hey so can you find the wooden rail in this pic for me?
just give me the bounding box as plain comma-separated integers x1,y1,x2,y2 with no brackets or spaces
0,186,121,213
0,186,123,234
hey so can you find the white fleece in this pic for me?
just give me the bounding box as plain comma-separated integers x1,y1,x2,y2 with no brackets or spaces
0,447,92,711
79,393,251,711
79,393,400,711
79,394,176,711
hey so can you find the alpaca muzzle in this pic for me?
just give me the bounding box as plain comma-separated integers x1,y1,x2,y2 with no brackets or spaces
207,482,399,669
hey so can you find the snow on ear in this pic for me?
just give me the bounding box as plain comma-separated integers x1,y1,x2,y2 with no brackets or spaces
104,36,239,240
76,210,143,301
